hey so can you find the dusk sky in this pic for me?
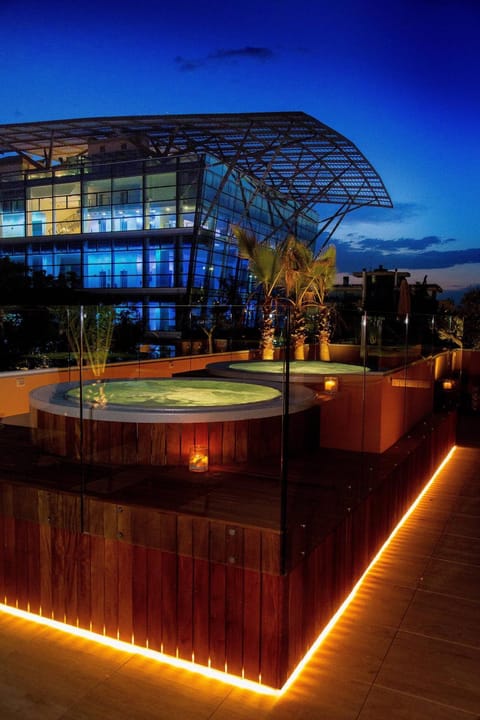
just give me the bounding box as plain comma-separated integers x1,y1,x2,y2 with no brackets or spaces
1,0,478,298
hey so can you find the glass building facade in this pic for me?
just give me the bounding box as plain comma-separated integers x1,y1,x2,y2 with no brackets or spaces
0,112,392,332
0,152,318,331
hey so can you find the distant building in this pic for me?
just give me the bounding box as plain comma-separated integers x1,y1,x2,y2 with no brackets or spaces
330,266,442,315
328,266,443,351
0,112,391,331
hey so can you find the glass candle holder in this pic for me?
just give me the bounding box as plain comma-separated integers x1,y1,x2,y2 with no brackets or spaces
324,376,338,393
189,446,209,472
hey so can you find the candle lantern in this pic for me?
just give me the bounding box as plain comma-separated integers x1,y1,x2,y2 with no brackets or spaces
324,376,338,393
189,446,209,472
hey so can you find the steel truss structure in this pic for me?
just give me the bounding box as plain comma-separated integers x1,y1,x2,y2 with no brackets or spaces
0,111,392,244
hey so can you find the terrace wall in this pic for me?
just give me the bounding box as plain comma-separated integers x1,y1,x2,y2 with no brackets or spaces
0,410,456,689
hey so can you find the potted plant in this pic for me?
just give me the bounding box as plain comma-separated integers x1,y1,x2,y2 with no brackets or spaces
233,226,285,360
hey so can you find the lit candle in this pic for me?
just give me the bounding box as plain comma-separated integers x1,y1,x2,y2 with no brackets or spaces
189,446,209,472
324,377,338,393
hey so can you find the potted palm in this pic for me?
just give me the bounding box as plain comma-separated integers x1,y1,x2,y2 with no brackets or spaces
234,227,336,361
309,245,337,360
283,238,336,360
233,226,284,360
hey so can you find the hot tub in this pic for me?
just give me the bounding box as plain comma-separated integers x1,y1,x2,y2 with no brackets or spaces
30,378,317,467
206,360,369,383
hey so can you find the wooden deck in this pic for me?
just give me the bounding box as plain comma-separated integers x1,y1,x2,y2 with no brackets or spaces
0,410,457,688
0,411,453,534
2,431,478,718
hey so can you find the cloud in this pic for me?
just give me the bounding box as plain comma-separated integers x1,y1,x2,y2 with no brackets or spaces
343,235,455,253
175,46,274,72
335,236,480,273
212,47,274,61
174,57,203,72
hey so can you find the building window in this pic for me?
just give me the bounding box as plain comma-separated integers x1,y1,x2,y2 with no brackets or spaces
26,184,53,236
113,243,143,288
147,243,175,288
84,244,112,288
145,172,177,229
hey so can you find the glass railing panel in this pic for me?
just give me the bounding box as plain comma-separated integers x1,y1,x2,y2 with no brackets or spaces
0,301,470,583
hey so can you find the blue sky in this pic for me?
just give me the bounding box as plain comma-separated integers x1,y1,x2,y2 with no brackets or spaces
1,0,478,297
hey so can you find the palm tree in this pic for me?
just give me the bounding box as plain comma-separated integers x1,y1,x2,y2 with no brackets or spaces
282,236,313,359
308,244,337,360
282,238,336,360
234,227,336,360
233,226,284,360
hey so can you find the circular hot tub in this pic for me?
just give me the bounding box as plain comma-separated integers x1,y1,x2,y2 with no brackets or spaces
207,360,369,383
30,378,317,467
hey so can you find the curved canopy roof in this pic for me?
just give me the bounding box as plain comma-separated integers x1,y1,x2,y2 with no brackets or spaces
0,111,392,210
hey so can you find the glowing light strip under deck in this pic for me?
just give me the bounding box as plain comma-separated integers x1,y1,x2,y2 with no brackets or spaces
280,444,457,694
0,445,457,697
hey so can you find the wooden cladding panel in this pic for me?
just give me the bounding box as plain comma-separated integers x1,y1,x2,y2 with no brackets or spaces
14,519,29,612
0,512,4,602
209,562,226,672
39,522,53,618
3,516,21,607
13,485,39,524
192,557,210,666
260,572,287,689
77,532,92,631
34,410,314,467
160,550,178,657
51,526,67,622
146,547,162,652
282,412,457,681
242,567,262,680
132,545,148,647
235,419,249,463
90,534,106,634
26,520,41,615
0,411,457,689
179,424,195,467
165,424,182,466
208,422,224,466
104,537,119,638
225,564,245,676
118,540,133,642
177,555,194,660
34,410,67,457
